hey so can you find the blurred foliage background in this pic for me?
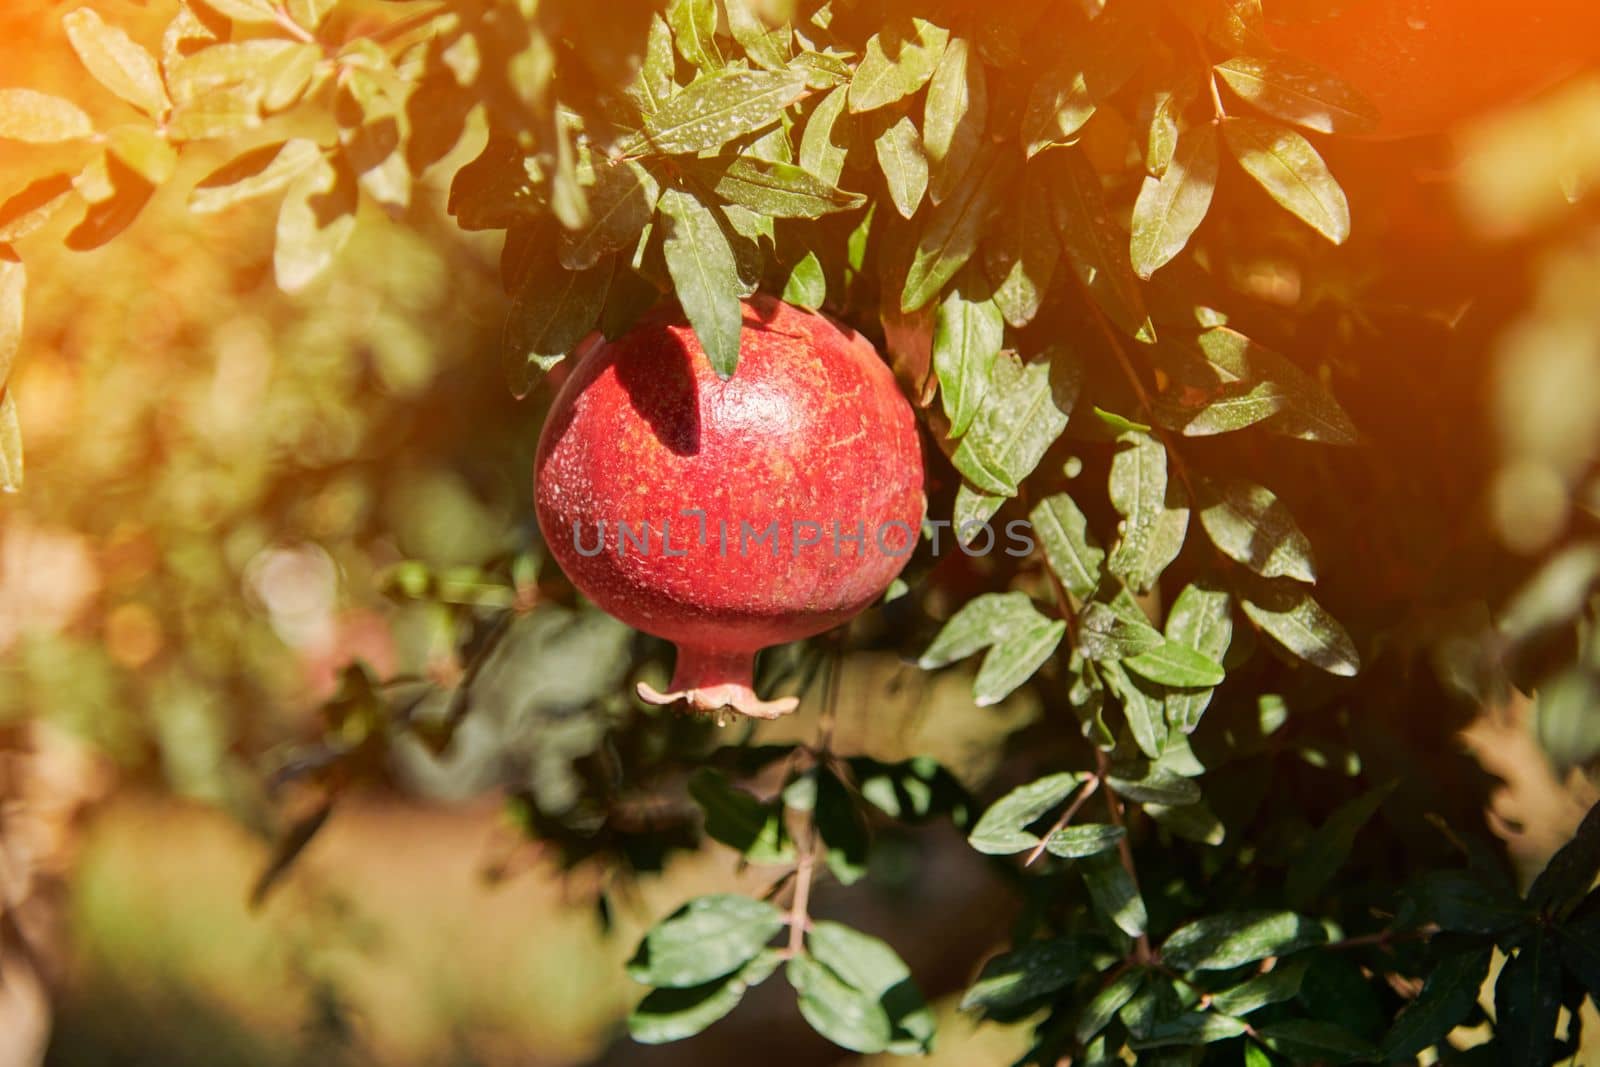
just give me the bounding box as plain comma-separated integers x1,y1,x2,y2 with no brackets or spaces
0,0,1599,1065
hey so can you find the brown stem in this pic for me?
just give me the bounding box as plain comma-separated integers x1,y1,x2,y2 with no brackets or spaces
1097,750,1155,965
1024,775,1101,867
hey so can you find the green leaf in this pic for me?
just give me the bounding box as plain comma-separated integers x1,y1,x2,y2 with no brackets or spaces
628,894,784,988
1078,602,1164,662
625,67,807,158
724,0,791,70
850,755,971,825
1075,969,1145,1044
1131,1012,1249,1049
952,482,1004,542
1286,785,1393,907
1214,55,1378,135
873,114,929,219
628,14,677,116
503,253,610,398
1559,915,1600,1004
901,152,1016,311
0,89,93,143
848,17,949,114
806,921,933,1053
1107,431,1190,594
658,186,743,378
1380,946,1492,1060
1198,477,1317,583
967,771,1087,855
629,950,780,1044
0,174,76,242
1189,327,1358,445
923,37,985,204
961,938,1083,1015
63,7,170,118
1082,850,1147,938
1208,957,1310,1017
1412,870,1532,934
701,157,861,220
189,139,322,215
1020,5,1144,156
975,615,1067,707
688,768,794,865
1238,578,1359,677
1102,659,1170,759
1049,150,1156,343
1494,929,1563,1067
1527,798,1600,913
0,259,21,391
1162,911,1326,971
1222,117,1350,245
1106,761,1202,806
782,249,826,308
933,285,1003,438
1125,642,1225,688
814,769,870,884
1030,492,1105,600
274,152,357,293
1256,1020,1378,1064
788,953,892,1053
1163,582,1233,732
1130,125,1218,280
0,389,21,494
1157,379,1290,437
667,0,721,70
1146,798,1227,845
921,591,1049,669
798,85,852,187
950,348,1078,496
560,161,661,270
983,168,1058,328
1044,823,1125,859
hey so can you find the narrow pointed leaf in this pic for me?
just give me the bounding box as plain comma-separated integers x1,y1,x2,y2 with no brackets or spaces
923,37,985,203
932,286,1002,437
1050,150,1155,343
1238,577,1359,677
1130,125,1218,279
874,114,929,219
849,18,948,113
658,186,743,378
0,90,94,143
1029,492,1105,600
1198,477,1317,583
1215,54,1378,135
624,68,807,157
1223,117,1350,244
63,8,170,118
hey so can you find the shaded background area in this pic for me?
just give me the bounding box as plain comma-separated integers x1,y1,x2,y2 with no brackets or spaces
1,1,1599,1064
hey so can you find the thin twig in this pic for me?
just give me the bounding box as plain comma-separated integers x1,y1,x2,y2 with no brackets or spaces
784,643,844,957
1024,775,1101,867
1097,749,1155,965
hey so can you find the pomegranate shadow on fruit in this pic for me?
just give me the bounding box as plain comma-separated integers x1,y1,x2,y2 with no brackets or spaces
613,325,702,457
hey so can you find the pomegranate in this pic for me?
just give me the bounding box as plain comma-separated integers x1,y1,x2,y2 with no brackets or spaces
534,295,925,722
1265,0,1600,139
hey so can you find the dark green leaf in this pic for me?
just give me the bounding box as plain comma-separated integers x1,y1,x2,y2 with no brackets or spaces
1078,602,1164,662
901,152,1016,311
1238,577,1359,677
1559,915,1600,1003
1020,5,1144,156
961,938,1083,1015
1082,851,1147,938
1130,125,1218,279
1106,761,1202,806
1199,477,1318,583
503,252,610,398
560,161,661,270
1075,969,1145,1044
1162,911,1326,971
1527,799,1600,913
1287,785,1393,908
1209,957,1310,1017
1214,55,1379,135
1256,1020,1378,1064
848,18,949,113
983,168,1058,327
658,186,743,378
814,769,870,884
1131,1012,1249,1049
688,768,794,865
1049,150,1156,343
1412,870,1532,934
1381,946,1493,1060
1045,823,1124,859
1157,378,1290,437
625,68,807,157
1189,327,1358,445
1222,117,1350,245
629,950,780,1043
628,894,784,988
1494,927,1563,1067
967,771,1087,855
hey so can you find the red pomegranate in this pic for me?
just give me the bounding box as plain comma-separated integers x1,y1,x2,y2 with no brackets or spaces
1265,0,1600,139
534,295,925,722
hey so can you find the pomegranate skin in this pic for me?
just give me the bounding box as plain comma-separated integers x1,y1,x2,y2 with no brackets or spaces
534,295,925,720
